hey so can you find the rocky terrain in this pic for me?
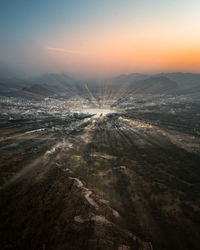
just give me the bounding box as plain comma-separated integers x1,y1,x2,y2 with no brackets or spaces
0,73,200,250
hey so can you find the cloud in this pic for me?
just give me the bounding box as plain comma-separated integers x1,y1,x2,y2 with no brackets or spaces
47,47,81,54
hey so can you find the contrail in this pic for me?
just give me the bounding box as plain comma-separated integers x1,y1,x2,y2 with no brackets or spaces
47,47,81,54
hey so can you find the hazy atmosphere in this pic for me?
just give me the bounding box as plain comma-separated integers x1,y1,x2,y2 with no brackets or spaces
1,0,200,77
1,1,200,250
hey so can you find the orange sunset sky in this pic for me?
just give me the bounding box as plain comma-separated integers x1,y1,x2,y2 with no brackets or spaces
1,0,200,77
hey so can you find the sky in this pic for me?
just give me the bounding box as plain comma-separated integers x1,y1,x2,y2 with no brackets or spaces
0,0,200,77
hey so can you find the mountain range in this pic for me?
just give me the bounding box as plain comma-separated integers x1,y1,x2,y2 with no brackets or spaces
0,72,200,100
